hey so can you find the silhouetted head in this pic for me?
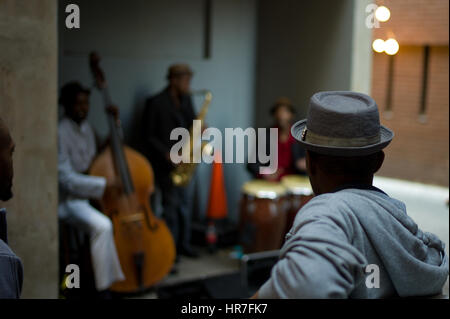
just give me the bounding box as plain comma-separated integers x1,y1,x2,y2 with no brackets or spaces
59,82,91,124
306,150,385,195
270,97,296,130
167,64,193,96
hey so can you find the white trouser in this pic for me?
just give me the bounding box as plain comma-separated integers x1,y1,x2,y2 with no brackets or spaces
59,199,125,291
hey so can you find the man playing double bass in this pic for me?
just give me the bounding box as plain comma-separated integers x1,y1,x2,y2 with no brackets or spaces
58,82,125,296
143,64,199,260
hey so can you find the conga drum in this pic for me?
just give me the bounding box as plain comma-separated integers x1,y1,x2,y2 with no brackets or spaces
281,175,314,235
239,180,288,253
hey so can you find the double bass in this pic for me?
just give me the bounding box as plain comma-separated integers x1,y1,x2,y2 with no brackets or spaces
88,52,175,293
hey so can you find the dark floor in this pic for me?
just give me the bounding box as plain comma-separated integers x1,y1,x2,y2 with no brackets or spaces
131,247,241,299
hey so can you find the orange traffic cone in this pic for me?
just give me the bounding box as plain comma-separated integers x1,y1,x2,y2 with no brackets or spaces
205,152,227,252
205,151,228,220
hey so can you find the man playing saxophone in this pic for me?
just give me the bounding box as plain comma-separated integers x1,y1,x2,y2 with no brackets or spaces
142,64,199,261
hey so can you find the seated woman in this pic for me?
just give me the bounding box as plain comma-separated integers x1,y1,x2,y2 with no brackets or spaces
247,97,307,181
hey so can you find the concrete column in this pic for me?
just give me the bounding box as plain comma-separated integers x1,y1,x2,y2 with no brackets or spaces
350,0,374,94
0,0,58,298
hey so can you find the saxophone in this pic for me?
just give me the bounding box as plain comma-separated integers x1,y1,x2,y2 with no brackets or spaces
170,90,213,187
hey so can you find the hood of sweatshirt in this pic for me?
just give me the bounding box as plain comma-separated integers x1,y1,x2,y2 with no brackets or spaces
340,187,448,297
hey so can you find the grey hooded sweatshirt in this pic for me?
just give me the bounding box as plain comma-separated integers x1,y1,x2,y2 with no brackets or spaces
258,186,449,298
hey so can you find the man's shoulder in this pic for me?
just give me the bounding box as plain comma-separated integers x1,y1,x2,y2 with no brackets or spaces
58,117,95,139
58,117,91,132
0,239,23,299
289,191,378,245
0,239,20,261
58,117,70,132
146,89,169,108
304,188,390,208
0,239,23,275
297,188,399,226
295,191,368,225
300,192,349,214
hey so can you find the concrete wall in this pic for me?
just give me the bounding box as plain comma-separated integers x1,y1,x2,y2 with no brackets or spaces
0,0,58,298
350,0,373,94
255,0,356,127
58,0,257,222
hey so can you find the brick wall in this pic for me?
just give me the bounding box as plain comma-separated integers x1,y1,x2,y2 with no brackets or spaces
373,0,449,45
371,0,449,186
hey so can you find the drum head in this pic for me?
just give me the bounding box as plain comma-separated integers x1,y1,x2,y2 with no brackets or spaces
281,175,313,195
241,180,287,199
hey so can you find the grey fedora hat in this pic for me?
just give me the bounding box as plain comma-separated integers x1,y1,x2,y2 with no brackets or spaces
291,91,394,156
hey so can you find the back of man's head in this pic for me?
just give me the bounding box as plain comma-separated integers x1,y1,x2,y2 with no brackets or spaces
59,81,90,113
306,150,385,195
308,151,384,177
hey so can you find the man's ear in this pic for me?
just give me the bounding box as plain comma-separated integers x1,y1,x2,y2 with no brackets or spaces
373,151,385,174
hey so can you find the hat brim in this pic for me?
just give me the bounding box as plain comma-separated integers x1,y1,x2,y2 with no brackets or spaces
291,119,394,157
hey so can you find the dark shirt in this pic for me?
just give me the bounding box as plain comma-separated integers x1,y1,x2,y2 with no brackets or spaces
142,87,196,184
0,208,23,299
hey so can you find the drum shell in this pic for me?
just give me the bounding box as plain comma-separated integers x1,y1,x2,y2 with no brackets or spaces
280,175,314,237
239,193,287,253
284,193,314,236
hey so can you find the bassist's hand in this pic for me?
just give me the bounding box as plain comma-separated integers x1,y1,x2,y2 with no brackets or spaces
105,175,122,195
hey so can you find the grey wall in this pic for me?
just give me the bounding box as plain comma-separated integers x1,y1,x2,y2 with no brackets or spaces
0,0,58,298
255,0,355,127
59,0,257,222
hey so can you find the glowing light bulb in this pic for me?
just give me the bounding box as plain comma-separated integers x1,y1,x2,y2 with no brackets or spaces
384,38,399,55
372,39,385,53
375,6,391,22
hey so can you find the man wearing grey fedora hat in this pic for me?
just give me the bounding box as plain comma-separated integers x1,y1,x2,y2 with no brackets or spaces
252,91,448,299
